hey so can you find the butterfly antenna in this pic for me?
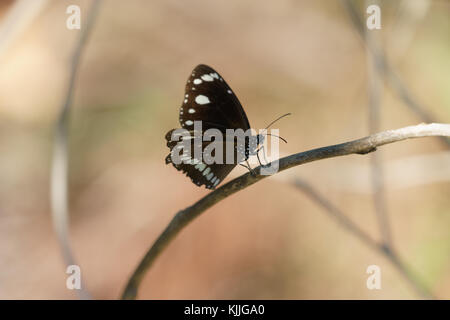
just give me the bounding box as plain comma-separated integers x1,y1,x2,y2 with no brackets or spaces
264,133,288,143
260,113,291,138
264,113,291,131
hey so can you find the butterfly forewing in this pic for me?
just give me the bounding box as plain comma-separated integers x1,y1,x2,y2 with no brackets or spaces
179,64,250,132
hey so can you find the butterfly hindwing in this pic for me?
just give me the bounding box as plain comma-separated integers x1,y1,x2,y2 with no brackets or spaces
165,130,237,189
169,159,236,190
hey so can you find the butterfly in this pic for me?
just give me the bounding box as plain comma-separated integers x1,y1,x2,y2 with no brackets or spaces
165,64,287,189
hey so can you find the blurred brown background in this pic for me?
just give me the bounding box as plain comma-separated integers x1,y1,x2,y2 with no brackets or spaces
0,0,449,299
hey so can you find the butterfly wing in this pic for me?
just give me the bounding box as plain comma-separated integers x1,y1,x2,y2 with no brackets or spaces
165,129,236,189
167,64,252,189
166,155,236,190
179,64,251,132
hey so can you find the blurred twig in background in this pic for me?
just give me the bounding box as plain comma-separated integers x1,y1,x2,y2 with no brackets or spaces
0,0,48,59
121,123,450,299
364,0,392,252
50,0,102,300
341,0,450,149
388,0,430,60
291,178,433,299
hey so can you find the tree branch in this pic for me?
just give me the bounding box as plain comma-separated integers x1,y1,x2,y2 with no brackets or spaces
121,123,450,299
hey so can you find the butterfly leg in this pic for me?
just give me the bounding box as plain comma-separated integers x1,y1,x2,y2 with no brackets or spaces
256,148,263,166
256,146,270,168
239,160,257,176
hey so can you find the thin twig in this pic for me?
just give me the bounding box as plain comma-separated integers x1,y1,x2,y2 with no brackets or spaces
50,0,102,300
291,178,434,299
341,0,450,149
121,123,450,299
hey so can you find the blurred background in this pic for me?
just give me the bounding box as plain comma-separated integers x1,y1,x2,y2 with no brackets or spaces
0,0,448,299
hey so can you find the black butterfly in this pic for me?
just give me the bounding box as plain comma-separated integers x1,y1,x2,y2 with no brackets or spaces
165,64,265,189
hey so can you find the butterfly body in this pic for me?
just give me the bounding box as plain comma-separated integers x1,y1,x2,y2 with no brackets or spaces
165,64,261,189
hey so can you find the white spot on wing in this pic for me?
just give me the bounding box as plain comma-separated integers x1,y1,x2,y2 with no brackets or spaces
201,74,214,82
195,163,206,172
188,108,195,114
185,120,193,126
227,89,232,94
203,167,211,176
206,172,214,180
211,73,219,79
195,95,210,105
193,79,202,85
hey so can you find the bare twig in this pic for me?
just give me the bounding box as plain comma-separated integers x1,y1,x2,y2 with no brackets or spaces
50,0,102,300
121,123,450,299
291,178,433,299
341,0,450,149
